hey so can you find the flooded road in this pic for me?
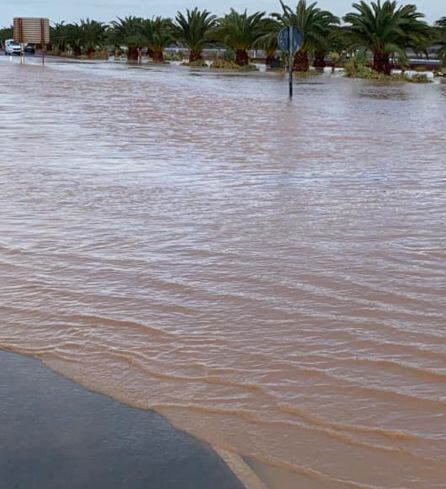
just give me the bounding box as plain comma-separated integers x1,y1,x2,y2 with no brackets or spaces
1,57,445,488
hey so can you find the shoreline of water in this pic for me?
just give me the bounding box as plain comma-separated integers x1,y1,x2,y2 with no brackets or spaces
6,53,445,85
0,343,281,489
0,348,248,489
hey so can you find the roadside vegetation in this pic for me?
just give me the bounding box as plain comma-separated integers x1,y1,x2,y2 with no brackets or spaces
1,1,444,79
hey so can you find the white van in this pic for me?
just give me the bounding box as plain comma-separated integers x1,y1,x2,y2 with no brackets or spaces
5,39,22,56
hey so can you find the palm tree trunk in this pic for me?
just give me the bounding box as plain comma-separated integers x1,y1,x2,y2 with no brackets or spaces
235,49,249,66
189,50,202,62
73,45,82,57
373,52,391,75
152,50,164,62
313,51,326,69
265,49,276,66
293,50,309,72
127,46,139,61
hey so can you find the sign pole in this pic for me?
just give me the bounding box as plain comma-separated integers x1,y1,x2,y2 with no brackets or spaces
40,18,45,65
19,18,24,64
277,25,302,100
288,25,293,99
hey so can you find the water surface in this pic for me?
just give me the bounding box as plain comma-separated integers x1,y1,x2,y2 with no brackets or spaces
1,57,445,488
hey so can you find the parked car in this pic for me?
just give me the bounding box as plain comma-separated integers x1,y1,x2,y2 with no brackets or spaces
24,44,36,54
5,39,22,55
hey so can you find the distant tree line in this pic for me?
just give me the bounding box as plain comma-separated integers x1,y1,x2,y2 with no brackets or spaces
1,1,445,74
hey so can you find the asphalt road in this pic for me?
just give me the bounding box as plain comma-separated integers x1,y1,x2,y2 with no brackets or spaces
0,350,245,489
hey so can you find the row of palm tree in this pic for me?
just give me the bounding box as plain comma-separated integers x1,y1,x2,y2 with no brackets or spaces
2,2,445,74
50,19,107,56
50,12,209,62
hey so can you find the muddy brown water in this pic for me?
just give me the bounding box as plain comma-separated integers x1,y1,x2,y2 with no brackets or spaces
1,57,445,489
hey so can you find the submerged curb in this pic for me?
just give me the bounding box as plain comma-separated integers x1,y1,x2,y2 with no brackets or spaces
216,448,269,489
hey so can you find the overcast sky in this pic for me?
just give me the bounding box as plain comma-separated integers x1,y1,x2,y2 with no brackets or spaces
2,0,444,27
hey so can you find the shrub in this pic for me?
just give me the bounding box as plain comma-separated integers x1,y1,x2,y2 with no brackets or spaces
163,51,185,62
344,57,373,78
210,57,257,71
407,73,430,83
183,59,208,67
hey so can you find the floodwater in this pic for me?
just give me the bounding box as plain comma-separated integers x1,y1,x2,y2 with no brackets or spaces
1,56,445,489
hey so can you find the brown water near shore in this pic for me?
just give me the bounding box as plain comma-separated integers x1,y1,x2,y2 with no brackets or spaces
1,57,445,488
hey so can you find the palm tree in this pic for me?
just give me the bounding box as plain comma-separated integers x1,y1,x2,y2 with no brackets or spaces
79,19,107,57
343,1,429,75
110,16,145,61
0,26,13,49
325,26,348,71
215,9,266,66
435,17,446,64
142,17,174,62
174,8,217,63
273,0,339,71
255,18,281,66
50,22,69,54
66,23,84,56
313,23,343,68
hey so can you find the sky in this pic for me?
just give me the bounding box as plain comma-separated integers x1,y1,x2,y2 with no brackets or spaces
1,0,444,27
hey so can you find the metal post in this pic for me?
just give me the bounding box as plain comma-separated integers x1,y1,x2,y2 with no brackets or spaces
41,18,45,65
288,25,293,99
